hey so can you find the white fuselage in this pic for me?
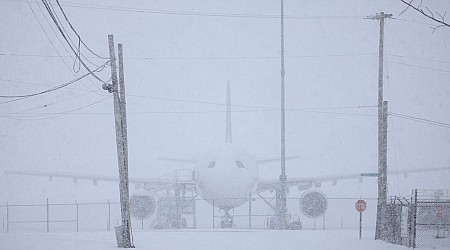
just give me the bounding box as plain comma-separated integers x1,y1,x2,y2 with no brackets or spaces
194,144,259,211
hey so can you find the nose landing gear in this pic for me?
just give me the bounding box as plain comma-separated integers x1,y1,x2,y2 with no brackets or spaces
218,210,236,229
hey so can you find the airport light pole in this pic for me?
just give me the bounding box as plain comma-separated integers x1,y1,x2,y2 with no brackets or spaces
276,0,288,230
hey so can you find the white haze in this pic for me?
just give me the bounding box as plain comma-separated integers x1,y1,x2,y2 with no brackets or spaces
0,0,449,232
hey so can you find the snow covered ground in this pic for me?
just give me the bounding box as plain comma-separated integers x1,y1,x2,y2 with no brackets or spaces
1,229,447,250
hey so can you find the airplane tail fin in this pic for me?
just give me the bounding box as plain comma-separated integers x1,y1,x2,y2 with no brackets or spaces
225,81,232,143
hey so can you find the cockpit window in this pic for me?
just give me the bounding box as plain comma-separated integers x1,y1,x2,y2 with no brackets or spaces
207,161,216,168
236,161,245,168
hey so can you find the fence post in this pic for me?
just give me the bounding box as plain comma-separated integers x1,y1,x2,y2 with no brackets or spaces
212,199,215,229
412,189,418,248
75,200,79,232
6,202,9,233
249,193,252,230
107,200,111,231
46,198,49,233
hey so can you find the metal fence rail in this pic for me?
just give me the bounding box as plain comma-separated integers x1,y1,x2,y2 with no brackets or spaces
385,189,450,248
1,200,121,233
1,196,378,233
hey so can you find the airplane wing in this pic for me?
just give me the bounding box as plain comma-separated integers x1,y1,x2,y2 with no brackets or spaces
256,166,450,193
4,169,194,192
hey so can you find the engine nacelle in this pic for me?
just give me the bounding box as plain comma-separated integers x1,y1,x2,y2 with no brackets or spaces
299,191,328,219
130,194,156,220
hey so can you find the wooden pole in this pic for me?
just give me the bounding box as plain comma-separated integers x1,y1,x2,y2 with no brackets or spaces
107,34,132,248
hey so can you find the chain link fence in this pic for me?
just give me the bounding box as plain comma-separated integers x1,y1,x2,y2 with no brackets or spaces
384,189,449,248
1,196,378,233
0,200,122,233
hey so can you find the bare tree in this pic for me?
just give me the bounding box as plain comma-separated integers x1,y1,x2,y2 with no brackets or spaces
399,0,450,32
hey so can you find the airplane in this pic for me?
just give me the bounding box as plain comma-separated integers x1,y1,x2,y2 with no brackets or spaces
5,82,450,229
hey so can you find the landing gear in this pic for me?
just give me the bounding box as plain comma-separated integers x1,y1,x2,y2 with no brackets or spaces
218,210,236,229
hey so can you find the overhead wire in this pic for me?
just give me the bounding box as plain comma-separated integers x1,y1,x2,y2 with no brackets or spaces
0,62,108,98
0,96,110,120
391,17,436,28
390,112,450,129
32,1,366,20
39,0,109,84
55,0,108,59
2,106,378,118
0,52,378,60
6,91,94,116
386,54,450,64
384,42,401,196
28,0,102,91
46,0,100,69
387,60,450,74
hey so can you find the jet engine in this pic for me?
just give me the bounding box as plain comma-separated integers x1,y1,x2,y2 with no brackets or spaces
299,191,328,219
130,193,156,220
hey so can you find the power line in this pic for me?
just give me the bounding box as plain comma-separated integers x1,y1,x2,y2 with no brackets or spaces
391,17,436,27
126,92,377,111
386,54,450,64
0,96,110,120
54,0,107,59
27,0,102,91
0,62,108,98
46,0,102,69
28,0,93,89
387,60,450,74
384,45,401,196
39,0,108,84
6,91,94,116
0,52,378,60
5,52,450,65
390,112,450,129
2,107,377,118
14,0,366,20
0,78,100,92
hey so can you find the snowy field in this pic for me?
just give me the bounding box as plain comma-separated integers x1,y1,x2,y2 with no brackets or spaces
1,229,447,250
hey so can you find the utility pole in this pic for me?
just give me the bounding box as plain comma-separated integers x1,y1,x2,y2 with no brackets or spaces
104,34,133,248
368,12,392,241
276,0,288,230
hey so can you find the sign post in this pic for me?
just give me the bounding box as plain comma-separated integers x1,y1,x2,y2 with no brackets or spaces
355,200,367,240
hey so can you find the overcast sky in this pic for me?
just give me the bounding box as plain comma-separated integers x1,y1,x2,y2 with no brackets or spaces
1,0,449,204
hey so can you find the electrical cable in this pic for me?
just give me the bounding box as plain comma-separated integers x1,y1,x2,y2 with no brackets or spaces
384,43,401,196
40,0,109,84
55,0,108,59
390,112,450,129
28,1,99,91
0,62,108,98
6,91,95,116
47,0,101,68
0,96,110,120
36,1,367,20
387,60,450,74
1,108,377,118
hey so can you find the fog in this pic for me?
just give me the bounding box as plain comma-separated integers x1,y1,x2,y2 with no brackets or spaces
0,0,449,230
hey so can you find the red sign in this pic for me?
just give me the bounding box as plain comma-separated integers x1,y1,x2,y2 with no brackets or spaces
355,200,367,212
436,205,443,219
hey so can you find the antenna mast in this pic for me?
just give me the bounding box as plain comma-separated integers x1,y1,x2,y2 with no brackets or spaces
276,0,288,230
226,81,232,143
